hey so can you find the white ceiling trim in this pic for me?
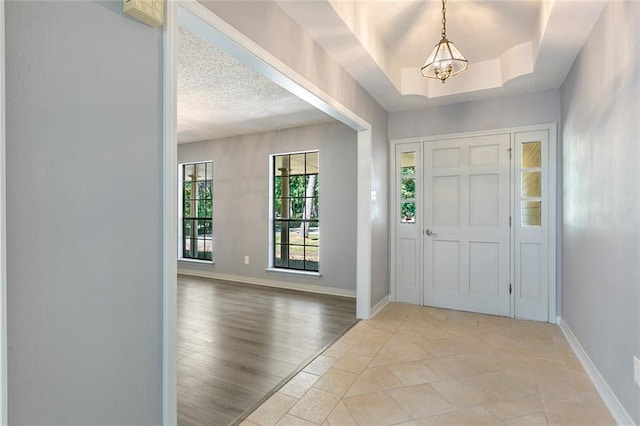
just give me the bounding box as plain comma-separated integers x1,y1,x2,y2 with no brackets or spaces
278,0,607,112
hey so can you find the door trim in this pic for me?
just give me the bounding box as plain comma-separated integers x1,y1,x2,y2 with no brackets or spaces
390,124,557,323
164,1,376,422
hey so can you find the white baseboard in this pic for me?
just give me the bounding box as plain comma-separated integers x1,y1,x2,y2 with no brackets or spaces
558,317,636,426
178,268,356,299
369,295,390,318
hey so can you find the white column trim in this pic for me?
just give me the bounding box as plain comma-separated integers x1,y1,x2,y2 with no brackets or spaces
163,0,178,424
559,318,636,426
0,0,7,422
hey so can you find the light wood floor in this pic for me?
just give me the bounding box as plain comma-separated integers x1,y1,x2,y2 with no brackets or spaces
177,275,357,426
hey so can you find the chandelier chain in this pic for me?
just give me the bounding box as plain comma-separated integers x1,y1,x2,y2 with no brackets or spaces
441,0,447,39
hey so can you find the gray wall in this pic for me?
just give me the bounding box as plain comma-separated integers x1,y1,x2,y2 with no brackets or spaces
178,122,358,292
5,2,163,424
389,89,561,140
560,3,640,423
199,1,390,308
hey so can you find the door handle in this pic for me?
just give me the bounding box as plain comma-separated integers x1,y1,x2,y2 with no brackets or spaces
425,229,438,237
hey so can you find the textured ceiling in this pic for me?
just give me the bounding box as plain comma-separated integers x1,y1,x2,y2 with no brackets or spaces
177,26,333,144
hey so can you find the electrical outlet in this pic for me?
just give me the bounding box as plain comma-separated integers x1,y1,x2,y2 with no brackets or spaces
244,256,249,265
634,356,640,387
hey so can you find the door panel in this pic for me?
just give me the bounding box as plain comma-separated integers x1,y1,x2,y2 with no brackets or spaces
424,134,511,316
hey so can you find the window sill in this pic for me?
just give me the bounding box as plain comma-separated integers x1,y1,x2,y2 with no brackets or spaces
178,258,214,265
265,268,322,279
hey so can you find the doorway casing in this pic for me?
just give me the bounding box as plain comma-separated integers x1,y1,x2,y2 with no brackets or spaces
163,0,375,422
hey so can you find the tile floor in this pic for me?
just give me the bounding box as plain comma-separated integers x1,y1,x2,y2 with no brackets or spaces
241,303,616,425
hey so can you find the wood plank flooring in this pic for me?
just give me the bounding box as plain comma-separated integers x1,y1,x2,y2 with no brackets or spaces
177,275,357,426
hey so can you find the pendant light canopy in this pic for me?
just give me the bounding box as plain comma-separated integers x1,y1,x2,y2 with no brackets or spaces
421,0,468,83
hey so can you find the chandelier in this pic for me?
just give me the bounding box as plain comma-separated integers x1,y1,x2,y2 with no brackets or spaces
421,0,468,83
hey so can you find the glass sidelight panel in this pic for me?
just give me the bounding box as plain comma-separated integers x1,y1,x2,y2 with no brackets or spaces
521,171,541,198
521,142,541,168
400,152,416,224
520,141,542,227
521,201,541,226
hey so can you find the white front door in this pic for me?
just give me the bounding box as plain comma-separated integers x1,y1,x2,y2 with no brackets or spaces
423,134,511,316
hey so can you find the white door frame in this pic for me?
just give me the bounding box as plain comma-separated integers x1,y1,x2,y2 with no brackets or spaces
390,124,557,323
163,1,374,422
0,0,7,422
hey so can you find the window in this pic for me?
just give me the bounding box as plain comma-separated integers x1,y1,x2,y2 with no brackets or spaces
181,161,213,261
272,151,319,272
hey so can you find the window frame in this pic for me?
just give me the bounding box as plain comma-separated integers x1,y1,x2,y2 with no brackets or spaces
178,160,213,262
269,150,319,273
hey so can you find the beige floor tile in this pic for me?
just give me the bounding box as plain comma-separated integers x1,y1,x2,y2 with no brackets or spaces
344,391,411,425
288,388,341,424
483,396,543,420
333,352,372,374
313,367,359,396
386,329,424,345
465,372,537,400
247,392,298,426
501,368,538,389
388,384,456,419
526,357,570,376
430,378,495,408
505,412,549,425
249,303,615,426
569,371,597,394
581,393,617,424
361,328,394,344
438,406,502,424
336,330,366,346
385,343,433,363
322,341,352,358
366,366,406,389
396,417,446,426
423,354,494,380
239,421,260,426
369,347,403,367
347,341,384,357
326,401,358,426
535,373,579,401
303,355,338,376
279,371,320,399
477,332,527,353
542,399,591,424
367,318,402,332
419,336,488,357
387,361,441,385
275,414,316,426
344,372,384,397
396,326,426,345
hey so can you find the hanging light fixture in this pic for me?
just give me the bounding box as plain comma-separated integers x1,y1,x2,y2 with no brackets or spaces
421,0,468,83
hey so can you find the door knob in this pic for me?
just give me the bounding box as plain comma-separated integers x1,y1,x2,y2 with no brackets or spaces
425,229,438,237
